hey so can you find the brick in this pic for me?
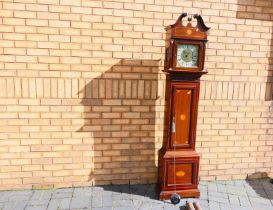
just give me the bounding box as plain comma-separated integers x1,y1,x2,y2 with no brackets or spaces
3,2,25,10
37,27,59,34
27,34,48,42
60,0,81,6
4,33,26,41
14,11,36,18
49,35,70,42
27,49,49,56
71,6,91,14
0,55,15,63
134,25,153,32
0,10,13,18
3,18,25,25
49,20,70,28
26,4,48,11
0,25,13,33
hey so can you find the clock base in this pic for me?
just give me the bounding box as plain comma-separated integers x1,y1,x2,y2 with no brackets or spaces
159,189,200,200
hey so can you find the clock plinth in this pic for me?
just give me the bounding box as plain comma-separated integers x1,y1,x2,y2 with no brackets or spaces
160,189,200,200
158,13,209,200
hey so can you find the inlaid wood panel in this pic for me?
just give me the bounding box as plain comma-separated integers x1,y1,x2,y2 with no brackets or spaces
172,89,192,145
167,162,193,186
170,82,199,149
162,155,200,191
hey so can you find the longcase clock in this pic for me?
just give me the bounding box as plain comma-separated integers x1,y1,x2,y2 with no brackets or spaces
158,13,210,202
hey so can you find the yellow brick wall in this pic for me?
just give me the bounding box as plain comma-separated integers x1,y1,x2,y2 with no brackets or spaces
0,0,272,190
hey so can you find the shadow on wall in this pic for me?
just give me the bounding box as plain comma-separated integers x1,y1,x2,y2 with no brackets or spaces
237,0,273,196
246,172,273,200
77,59,164,186
237,0,273,100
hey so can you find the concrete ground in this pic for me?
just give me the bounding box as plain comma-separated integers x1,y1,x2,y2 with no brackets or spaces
0,179,272,210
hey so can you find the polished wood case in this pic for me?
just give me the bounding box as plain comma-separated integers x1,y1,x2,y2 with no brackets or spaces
158,13,209,200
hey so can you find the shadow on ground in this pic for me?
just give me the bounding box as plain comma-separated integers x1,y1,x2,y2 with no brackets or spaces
246,172,273,200
100,184,158,199
99,184,190,209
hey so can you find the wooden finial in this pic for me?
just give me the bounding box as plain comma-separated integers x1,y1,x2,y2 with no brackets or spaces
187,16,192,23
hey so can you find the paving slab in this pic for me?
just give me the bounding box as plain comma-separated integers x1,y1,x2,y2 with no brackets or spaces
230,205,250,210
217,184,227,193
47,198,71,210
228,194,240,205
28,198,50,206
238,195,251,207
31,190,53,200
208,201,221,210
0,179,272,210
25,205,48,210
70,196,91,209
92,208,112,210
219,203,231,210
2,201,28,210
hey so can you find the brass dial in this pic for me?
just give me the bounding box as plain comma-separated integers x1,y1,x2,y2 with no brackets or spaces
176,44,199,68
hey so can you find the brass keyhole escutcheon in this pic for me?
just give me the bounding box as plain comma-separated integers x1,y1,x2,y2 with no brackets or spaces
187,91,191,94
180,114,186,121
176,171,186,177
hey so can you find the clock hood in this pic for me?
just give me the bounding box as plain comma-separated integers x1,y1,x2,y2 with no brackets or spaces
165,13,210,41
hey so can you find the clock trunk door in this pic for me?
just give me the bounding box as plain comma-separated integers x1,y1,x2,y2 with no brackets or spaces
170,82,199,149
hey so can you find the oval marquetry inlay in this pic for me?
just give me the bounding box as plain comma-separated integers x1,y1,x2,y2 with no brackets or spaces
180,114,186,121
176,171,186,177
186,29,192,35
187,91,191,94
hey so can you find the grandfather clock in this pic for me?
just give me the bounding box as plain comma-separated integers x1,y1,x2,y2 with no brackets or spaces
158,13,209,203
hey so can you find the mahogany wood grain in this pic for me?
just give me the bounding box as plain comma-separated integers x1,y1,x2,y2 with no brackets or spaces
173,89,192,145
169,82,200,150
167,162,193,186
162,154,199,191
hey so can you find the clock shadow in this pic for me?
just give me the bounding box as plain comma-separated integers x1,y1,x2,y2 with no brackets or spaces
76,59,164,191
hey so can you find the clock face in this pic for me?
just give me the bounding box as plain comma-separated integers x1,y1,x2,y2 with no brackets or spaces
176,44,199,68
